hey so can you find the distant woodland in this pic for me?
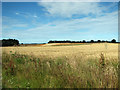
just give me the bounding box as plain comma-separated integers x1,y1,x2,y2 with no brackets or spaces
48,39,116,43
0,39,117,46
0,39,19,46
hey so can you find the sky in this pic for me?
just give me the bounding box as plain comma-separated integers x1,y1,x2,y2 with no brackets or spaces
2,2,118,43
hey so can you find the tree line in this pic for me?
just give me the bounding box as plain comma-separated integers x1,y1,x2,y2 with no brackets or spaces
48,39,117,43
0,39,117,46
0,39,19,46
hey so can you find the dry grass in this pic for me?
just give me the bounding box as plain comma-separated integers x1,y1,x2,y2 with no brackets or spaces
2,43,119,88
3,43,118,59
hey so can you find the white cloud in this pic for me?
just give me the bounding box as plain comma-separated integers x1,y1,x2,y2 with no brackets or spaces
33,15,38,18
14,12,39,19
0,17,2,39
38,2,113,18
3,0,119,2
2,16,29,30
4,9,117,42
2,2,118,42
15,12,19,15
2,0,120,2
39,0,101,2
18,10,117,41
3,11,117,42
12,24,28,27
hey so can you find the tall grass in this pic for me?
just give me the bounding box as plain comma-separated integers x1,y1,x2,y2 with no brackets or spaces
2,51,118,88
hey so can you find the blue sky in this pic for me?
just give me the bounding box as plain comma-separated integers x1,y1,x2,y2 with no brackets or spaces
2,2,118,43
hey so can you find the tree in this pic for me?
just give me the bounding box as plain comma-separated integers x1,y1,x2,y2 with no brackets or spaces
101,40,105,42
111,39,116,43
90,40,94,43
83,40,86,43
97,40,101,42
2,39,19,46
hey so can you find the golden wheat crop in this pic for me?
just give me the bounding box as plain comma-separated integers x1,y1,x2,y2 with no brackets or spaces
2,43,118,66
2,43,119,88
2,43,118,58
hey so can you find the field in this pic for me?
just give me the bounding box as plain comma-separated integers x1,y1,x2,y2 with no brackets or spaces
2,43,119,88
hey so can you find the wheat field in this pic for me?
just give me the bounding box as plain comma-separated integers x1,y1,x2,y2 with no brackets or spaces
2,43,119,88
2,43,118,58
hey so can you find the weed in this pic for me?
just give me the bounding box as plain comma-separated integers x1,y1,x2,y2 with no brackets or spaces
2,46,118,88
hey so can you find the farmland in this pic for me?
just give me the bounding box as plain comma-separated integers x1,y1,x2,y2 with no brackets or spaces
2,43,119,88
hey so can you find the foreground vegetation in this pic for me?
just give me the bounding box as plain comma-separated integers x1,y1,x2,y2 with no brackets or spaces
2,50,118,88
